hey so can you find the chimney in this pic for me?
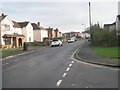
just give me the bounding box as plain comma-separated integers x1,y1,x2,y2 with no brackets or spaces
38,22,40,26
2,13,5,16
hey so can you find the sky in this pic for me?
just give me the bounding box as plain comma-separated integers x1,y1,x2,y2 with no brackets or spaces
0,0,119,33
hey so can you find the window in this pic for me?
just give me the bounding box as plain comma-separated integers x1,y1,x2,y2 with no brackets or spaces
29,37,31,42
4,38,11,45
4,24,10,31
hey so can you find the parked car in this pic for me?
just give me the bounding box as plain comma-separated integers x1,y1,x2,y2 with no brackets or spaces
67,38,75,43
50,39,63,47
88,37,91,41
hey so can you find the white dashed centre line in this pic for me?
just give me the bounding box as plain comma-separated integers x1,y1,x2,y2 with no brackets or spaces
66,67,70,71
71,61,74,63
69,64,72,67
56,80,62,86
62,73,67,77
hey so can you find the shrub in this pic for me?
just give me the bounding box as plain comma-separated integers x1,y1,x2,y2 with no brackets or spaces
90,23,118,47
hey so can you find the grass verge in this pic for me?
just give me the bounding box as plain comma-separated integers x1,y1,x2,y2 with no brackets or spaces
0,46,42,55
94,47,119,59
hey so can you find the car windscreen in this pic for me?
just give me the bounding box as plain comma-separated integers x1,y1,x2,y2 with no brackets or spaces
53,40,58,42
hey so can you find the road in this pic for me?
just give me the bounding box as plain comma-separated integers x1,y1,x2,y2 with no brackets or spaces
2,40,118,88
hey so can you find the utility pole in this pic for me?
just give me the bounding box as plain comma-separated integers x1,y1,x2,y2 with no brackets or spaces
89,2,92,43
89,2,92,28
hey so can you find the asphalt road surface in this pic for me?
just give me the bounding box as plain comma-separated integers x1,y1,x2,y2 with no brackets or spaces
2,40,118,88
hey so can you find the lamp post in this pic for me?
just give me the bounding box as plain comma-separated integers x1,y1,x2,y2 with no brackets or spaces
48,27,50,46
82,24,86,42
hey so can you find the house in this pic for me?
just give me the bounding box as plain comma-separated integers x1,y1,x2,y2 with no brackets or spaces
62,32,81,38
0,13,24,48
12,21,25,47
18,21,34,42
59,32,62,37
47,27,56,39
116,15,120,36
54,28,62,38
81,32,90,39
104,22,116,32
32,22,48,42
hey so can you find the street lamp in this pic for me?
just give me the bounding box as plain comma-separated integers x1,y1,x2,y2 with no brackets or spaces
82,24,86,42
48,27,50,46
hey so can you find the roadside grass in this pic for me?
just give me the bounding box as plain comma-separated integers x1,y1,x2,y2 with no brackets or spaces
1,49,22,55
94,47,119,59
0,46,42,55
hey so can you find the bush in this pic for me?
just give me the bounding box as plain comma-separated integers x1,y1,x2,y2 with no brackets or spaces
90,23,118,47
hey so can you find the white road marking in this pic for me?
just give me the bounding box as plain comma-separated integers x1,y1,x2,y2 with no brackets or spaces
56,80,62,86
62,73,67,77
71,61,74,63
69,64,72,67
66,67,70,71
2,63,8,65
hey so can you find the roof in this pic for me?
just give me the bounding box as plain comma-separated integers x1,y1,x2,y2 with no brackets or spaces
46,28,53,32
104,22,116,26
31,23,40,30
3,33,25,38
18,21,29,28
31,23,47,31
12,21,21,28
39,26,47,30
55,28,59,32
0,13,7,22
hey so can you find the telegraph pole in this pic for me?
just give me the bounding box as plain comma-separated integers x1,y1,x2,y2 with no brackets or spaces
89,2,92,28
89,2,92,43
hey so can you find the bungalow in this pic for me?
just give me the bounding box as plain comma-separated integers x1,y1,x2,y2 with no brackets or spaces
32,22,48,42
18,21,34,42
0,13,24,48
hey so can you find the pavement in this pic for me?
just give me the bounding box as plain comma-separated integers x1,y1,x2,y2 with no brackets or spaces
75,41,120,68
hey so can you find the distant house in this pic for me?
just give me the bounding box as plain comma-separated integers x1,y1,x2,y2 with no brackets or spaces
54,28,62,38
116,15,120,36
81,32,90,39
62,32,81,38
59,32,62,37
104,22,116,33
0,13,24,48
18,21,33,42
47,27,56,39
32,22,48,42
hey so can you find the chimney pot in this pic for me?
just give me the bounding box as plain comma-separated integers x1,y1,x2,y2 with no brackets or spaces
38,22,40,26
2,13,4,16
